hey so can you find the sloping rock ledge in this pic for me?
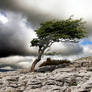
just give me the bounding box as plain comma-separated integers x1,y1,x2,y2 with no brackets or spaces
0,56,92,92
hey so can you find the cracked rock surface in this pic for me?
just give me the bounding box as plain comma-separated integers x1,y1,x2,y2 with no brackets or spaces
0,56,92,92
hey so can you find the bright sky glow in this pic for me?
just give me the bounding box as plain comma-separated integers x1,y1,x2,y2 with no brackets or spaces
0,13,8,24
13,0,92,21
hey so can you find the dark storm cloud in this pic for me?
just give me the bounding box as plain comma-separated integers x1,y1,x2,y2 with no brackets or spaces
0,11,36,57
0,0,92,70
0,0,91,57
0,11,83,57
0,0,65,27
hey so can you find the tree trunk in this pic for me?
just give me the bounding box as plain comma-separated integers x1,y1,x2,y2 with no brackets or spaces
30,58,41,72
30,50,43,72
30,45,48,72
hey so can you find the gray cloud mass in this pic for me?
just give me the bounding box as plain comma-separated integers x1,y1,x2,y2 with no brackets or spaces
0,0,91,57
0,0,92,69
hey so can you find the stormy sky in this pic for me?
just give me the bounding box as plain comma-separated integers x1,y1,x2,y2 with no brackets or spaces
0,0,92,57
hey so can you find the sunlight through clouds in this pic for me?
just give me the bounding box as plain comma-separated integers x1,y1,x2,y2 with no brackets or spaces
0,0,92,58
0,0,92,69
0,13,8,24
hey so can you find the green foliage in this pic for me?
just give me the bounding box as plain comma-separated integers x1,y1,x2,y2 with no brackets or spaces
30,17,87,71
31,38,39,46
31,17,87,48
37,17,87,39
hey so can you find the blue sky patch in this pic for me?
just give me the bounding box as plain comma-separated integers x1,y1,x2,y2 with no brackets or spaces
81,39,92,45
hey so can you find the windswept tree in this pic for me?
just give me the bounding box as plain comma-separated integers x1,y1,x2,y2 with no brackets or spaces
30,17,87,72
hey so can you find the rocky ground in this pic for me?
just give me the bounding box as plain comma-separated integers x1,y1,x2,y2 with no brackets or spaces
0,56,92,92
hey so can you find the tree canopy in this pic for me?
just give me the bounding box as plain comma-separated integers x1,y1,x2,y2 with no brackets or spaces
31,17,87,52
30,17,87,72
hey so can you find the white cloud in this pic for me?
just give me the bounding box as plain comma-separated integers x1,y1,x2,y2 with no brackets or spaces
47,42,83,56
0,11,37,56
0,13,8,24
0,11,84,57
0,0,92,58
82,45,92,56
1,0,92,23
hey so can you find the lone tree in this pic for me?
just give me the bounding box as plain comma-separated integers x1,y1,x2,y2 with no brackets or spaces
30,17,87,72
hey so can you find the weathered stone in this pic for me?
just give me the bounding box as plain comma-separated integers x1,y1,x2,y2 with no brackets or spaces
0,56,92,92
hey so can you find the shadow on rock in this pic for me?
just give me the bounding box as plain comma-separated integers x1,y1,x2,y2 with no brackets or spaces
0,68,15,72
36,58,71,73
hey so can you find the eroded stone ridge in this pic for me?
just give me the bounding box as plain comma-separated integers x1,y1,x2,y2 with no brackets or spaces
0,56,92,92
